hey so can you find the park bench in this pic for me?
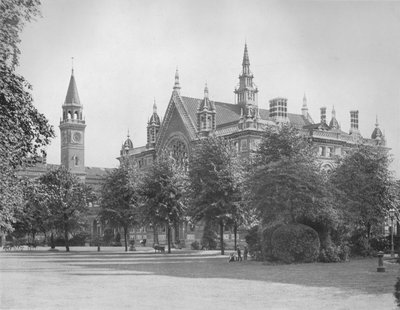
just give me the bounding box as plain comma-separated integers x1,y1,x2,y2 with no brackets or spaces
153,244,165,253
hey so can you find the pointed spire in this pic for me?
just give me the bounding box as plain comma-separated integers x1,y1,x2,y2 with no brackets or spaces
242,43,250,67
332,105,336,118
64,66,81,105
173,67,181,93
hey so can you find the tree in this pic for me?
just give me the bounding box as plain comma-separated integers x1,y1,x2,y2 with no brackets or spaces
246,124,340,248
330,144,396,247
40,167,93,252
12,178,50,243
0,0,54,232
138,155,186,254
99,161,139,252
188,137,243,255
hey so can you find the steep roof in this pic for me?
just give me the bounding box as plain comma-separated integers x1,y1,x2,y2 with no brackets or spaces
64,70,81,105
180,96,311,132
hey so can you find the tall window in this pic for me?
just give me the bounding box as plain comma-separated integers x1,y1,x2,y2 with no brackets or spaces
166,138,188,170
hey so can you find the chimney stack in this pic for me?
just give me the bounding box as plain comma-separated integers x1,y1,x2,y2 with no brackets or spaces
350,110,359,134
320,107,326,124
269,98,289,123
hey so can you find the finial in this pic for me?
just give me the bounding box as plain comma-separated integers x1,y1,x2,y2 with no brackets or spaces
153,98,157,113
204,82,209,98
332,105,336,117
376,115,379,127
71,57,74,75
127,129,130,138
173,67,181,92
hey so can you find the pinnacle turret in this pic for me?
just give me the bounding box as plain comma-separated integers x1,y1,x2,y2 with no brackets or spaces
234,43,258,108
173,68,181,94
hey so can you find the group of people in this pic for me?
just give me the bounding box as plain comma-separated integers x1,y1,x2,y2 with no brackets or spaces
228,246,248,262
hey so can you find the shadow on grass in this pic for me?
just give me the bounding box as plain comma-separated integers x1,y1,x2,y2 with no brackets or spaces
2,251,398,295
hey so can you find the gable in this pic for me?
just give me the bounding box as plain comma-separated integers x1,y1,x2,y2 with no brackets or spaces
156,94,194,152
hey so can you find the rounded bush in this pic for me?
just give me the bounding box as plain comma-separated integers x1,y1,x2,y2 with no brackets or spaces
271,224,320,263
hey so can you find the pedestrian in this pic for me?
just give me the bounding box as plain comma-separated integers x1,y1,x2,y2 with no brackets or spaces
237,247,242,261
244,246,248,261
228,252,235,263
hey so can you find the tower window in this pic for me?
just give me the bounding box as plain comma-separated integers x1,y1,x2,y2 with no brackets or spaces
74,156,79,166
74,111,78,119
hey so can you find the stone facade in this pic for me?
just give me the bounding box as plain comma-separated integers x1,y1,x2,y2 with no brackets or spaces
120,44,386,248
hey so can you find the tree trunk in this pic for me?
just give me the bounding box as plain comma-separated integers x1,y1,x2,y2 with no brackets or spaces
153,224,158,245
175,223,180,246
234,224,237,250
167,225,171,254
220,219,224,255
124,226,128,252
50,232,55,249
64,221,70,252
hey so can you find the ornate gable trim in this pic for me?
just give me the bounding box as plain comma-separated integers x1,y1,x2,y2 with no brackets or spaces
155,92,197,152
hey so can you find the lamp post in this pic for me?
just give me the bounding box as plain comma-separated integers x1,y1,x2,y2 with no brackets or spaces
389,208,395,258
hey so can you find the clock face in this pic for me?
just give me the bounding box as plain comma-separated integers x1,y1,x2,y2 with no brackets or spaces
72,132,82,143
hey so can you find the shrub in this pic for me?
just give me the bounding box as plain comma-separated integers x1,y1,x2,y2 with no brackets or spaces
69,232,90,246
245,226,262,260
201,229,217,250
261,223,283,261
349,233,373,256
191,241,200,250
395,277,400,307
319,245,341,263
270,224,320,264
371,236,390,252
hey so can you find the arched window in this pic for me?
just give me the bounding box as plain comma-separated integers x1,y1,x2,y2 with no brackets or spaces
74,111,79,120
67,111,72,119
166,138,188,170
74,156,79,166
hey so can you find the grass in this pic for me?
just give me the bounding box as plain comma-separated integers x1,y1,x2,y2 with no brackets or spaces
0,248,398,309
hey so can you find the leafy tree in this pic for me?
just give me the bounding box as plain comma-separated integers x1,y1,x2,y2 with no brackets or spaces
0,0,54,232
330,144,396,248
246,124,340,248
40,167,93,252
188,137,243,255
138,155,186,253
99,161,139,251
12,178,50,243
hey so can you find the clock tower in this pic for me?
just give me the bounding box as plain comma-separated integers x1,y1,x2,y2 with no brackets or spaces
59,68,86,179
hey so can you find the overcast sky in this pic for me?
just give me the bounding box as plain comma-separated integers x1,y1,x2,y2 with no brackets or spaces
18,0,400,175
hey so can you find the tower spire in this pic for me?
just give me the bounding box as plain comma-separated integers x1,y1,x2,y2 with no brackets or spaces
242,43,250,67
234,43,258,109
65,67,81,105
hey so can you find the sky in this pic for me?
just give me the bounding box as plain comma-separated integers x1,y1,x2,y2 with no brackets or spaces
18,0,400,175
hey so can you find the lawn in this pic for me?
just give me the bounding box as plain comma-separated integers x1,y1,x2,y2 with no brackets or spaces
0,248,398,309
